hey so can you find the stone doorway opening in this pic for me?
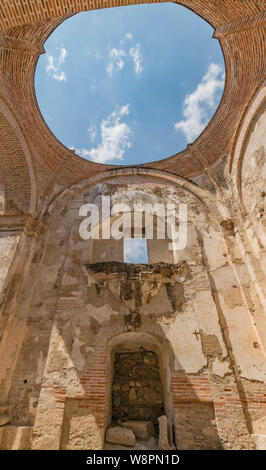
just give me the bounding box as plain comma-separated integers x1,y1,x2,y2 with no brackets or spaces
112,349,164,427
105,332,173,449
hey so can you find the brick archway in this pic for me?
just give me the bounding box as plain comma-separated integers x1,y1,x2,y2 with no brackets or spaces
0,1,264,214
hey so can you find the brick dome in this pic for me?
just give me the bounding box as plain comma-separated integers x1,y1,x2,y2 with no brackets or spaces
0,1,264,213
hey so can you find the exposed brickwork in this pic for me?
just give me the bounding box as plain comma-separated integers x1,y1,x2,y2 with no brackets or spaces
171,376,212,403
0,112,31,214
0,1,264,31
0,1,264,216
0,0,265,452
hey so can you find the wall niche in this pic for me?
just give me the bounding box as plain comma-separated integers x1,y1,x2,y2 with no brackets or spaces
112,349,164,430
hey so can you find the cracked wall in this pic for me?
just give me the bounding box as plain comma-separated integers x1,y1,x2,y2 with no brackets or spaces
0,165,265,450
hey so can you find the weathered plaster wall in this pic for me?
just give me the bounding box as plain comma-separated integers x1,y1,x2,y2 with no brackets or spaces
0,0,264,451
0,232,20,300
0,175,263,450
241,105,266,240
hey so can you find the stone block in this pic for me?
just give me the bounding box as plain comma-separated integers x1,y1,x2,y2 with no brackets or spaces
0,425,32,449
106,426,136,447
122,420,155,440
158,415,171,450
0,415,10,427
251,434,266,450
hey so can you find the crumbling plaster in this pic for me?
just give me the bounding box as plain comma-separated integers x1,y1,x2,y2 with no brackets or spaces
0,1,265,449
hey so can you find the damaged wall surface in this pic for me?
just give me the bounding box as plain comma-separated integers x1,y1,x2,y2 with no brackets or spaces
0,0,265,451
0,165,265,450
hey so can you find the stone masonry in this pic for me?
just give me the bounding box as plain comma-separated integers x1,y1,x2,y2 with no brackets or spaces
0,0,265,451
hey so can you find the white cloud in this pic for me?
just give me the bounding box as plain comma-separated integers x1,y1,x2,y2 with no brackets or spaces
174,63,225,142
124,238,148,263
75,104,132,163
119,104,130,116
120,33,133,43
106,63,113,76
88,125,97,143
106,40,143,76
107,48,127,75
129,43,143,75
45,46,68,82
57,47,67,65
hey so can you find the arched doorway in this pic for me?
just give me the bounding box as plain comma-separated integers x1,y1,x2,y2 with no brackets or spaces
105,332,174,449
112,348,164,425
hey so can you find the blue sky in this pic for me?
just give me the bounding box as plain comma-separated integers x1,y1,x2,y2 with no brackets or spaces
35,3,225,166
124,238,148,264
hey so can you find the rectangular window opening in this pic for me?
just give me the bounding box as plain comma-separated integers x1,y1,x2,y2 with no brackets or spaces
123,238,148,264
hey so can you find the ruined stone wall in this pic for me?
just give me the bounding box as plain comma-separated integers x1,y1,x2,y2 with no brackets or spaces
112,350,164,425
0,173,264,450
0,0,264,451
174,402,221,450
0,223,44,402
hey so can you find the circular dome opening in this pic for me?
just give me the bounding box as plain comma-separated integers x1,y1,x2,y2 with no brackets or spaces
35,3,225,166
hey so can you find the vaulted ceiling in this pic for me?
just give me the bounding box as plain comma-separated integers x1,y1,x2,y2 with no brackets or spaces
0,1,264,214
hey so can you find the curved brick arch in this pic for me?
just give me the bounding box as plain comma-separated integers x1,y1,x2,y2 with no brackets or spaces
0,2,265,451
0,1,264,206
0,97,37,215
0,107,34,215
96,315,173,348
45,167,222,231
94,319,175,429
0,1,263,31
